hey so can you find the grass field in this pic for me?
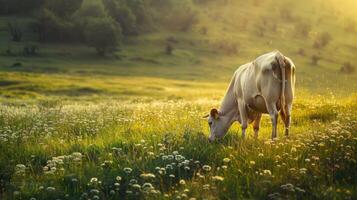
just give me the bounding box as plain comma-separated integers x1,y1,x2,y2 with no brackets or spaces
1,0,357,199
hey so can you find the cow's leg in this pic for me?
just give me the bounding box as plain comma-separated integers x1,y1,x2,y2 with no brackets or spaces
238,102,248,139
266,103,279,139
280,104,292,136
252,113,262,138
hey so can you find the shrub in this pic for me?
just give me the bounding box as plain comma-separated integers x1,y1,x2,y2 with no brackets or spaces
75,0,107,18
313,32,332,48
113,5,137,35
7,22,22,42
5,45,14,56
179,12,198,32
255,23,265,37
200,26,208,35
253,0,262,7
33,8,79,42
11,62,23,67
23,43,39,56
157,0,198,32
0,0,43,15
84,17,121,56
214,40,240,55
295,21,311,38
126,0,153,33
311,55,321,65
166,36,179,44
103,0,138,35
279,6,294,21
340,62,354,74
344,19,356,33
238,18,248,30
45,0,83,17
165,43,173,55
297,48,305,56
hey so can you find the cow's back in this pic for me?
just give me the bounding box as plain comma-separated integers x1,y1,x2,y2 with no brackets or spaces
233,51,285,114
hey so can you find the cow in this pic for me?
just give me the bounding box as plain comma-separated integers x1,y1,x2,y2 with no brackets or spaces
204,50,296,142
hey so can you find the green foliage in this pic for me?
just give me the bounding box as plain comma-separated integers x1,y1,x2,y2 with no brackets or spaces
33,9,80,42
313,32,332,48
0,97,356,199
125,0,154,32
76,0,107,18
0,0,44,14
165,43,173,55
0,3,356,199
7,21,23,42
340,62,354,74
23,43,39,56
84,17,121,55
103,0,138,35
148,0,198,32
344,18,356,33
294,20,311,38
311,54,321,66
45,0,83,17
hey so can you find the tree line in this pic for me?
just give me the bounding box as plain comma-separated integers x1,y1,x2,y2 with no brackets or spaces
1,0,215,55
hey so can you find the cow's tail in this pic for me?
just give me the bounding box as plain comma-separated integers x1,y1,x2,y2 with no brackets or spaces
276,52,286,114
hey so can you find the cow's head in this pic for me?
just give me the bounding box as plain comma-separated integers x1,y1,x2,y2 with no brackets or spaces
203,108,228,142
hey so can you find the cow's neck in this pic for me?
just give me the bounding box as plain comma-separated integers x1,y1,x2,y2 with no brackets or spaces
219,75,238,123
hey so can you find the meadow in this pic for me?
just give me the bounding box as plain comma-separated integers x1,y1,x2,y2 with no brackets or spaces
1,0,357,199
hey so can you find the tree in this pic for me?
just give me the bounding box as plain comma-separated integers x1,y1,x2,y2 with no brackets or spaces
7,22,23,42
33,8,78,42
313,32,332,48
103,0,137,35
340,62,354,74
125,0,153,33
76,0,107,18
0,0,44,14
84,17,121,55
45,0,83,17
295,21,311,38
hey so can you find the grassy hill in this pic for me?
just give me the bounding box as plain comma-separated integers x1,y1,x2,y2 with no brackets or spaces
0,0,356,199
0,0,356,101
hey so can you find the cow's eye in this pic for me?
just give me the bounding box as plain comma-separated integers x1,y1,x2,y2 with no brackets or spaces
208,122,212,126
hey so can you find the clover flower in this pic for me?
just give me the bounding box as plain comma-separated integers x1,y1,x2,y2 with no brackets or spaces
140,173,156,179
124,167,133,174
299,168,307,174
203,184,210,190
90,177,98,183
132,184,141,190
15,164,26,174
262,169,271,176
212,176,224,181
223,158,231,163
202,165,211,172
46,187,56,192
179,180,186,185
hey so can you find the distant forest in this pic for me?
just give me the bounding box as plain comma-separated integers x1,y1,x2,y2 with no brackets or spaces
0,0,220,54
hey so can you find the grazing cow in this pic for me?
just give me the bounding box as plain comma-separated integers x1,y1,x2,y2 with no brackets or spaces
204,50,296,141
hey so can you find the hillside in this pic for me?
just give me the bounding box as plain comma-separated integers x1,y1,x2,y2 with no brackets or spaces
0,0,356,102
0,0,356,199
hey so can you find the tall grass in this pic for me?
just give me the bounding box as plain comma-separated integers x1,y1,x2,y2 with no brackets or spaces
1,97,356,199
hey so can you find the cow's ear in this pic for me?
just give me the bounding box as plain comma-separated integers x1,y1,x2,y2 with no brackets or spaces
203,114,209,118
210,108,219,119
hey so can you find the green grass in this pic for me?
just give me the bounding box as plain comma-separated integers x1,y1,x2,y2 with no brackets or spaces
0,97,356,199
0,0,357,199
